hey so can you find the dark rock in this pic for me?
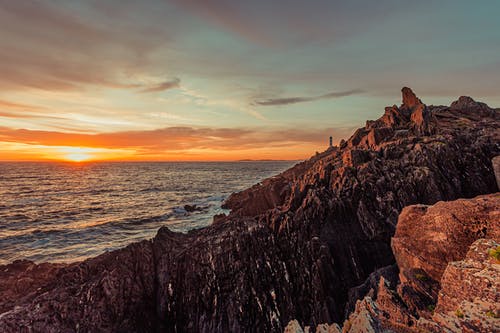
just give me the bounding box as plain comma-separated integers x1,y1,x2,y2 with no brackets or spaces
306,194,499,333
0,260,64,314
344,264,398,318
493,155,500,189
450,95,495,117
184,204,204,212
342,149,371,166
366,127,394,148
212,213,227,224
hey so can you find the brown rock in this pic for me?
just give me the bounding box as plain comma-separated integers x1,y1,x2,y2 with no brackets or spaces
450,96,494,117
380,105,409,128
0,260,64,314
401,87,423,110
366,128,394,148
392,194,500,314
422,239,500,333
342,149,371,166
335,194,499,333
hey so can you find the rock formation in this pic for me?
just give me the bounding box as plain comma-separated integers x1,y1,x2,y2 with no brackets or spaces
0,88,498,332
289,193,499,333
392,194,500,315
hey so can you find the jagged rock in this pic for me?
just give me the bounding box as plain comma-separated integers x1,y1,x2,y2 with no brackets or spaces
212,213,227,224
344,265,398,317
420,238,500,333
342,149,371,166
493,156,500,189
284,320,341,333
0,89,498,332
0,241,158,332
366,128,394,148
379,105,409,129
285,320,305,333
391,194,500,315
316,323,342,333
343,297,386,333
324,194,499,333
0,260,64,314
222,175,293,216
450,96,495,117
401,87,423,111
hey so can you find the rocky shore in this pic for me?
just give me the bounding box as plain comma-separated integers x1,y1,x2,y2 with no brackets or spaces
0,88,498,332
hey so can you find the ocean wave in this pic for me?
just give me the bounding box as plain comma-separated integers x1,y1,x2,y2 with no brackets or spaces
0,161,295,263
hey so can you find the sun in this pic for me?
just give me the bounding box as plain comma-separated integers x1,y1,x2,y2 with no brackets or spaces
65,152,91,162
60,147,93,162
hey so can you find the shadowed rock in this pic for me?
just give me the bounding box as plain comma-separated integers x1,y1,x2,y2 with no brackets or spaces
305,194,499,333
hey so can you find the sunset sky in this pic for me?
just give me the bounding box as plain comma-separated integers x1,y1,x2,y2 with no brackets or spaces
1,0,499,161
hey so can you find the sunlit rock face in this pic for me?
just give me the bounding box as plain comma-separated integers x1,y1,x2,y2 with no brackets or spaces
0,89,499,332
392,194,500,315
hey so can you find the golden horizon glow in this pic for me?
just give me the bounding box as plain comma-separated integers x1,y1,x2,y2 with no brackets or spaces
0,142,320,162
0,126,345,162
61,147,93,162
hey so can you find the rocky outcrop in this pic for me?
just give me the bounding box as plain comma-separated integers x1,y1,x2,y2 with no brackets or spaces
0,260,64,314
427,238,500,333
305,194,499,333
0,89,498,332
392,194,500,315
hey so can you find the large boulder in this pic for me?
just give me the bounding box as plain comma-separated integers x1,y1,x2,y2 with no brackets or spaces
391,194,500,314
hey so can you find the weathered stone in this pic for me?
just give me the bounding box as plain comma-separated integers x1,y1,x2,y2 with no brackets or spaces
401,87,422,111
325,195,499,333
429,239,500,333
493,155,500,189
391,194,500,315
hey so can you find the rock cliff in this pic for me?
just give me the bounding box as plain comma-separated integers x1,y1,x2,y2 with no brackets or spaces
0,88,498,332
288,193,499,333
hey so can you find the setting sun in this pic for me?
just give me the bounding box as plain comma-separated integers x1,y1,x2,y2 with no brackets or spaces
60,147,93,162
65,153,91,162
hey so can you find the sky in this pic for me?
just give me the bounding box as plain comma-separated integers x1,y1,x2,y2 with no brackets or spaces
0,0,499,161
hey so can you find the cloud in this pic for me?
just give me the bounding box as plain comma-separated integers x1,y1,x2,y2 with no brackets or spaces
0,1,174,91
0,99,44,111
253,89,363,106
139,78,181,93
0,125,354,153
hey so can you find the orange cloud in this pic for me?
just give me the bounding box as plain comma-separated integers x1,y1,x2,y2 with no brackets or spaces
0,125,354,161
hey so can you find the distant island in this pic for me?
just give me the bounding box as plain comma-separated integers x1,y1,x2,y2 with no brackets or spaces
237,159,299,162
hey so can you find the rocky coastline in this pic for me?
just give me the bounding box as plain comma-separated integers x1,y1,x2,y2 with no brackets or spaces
0,88,498,332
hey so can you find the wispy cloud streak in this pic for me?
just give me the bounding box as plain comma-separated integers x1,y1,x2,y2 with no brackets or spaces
140,78,180,93
253,89,363,106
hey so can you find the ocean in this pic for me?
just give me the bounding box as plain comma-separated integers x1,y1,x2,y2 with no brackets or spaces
0,161,295,265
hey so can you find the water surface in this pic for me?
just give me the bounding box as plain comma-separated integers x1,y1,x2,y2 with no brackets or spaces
0,161,294,264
